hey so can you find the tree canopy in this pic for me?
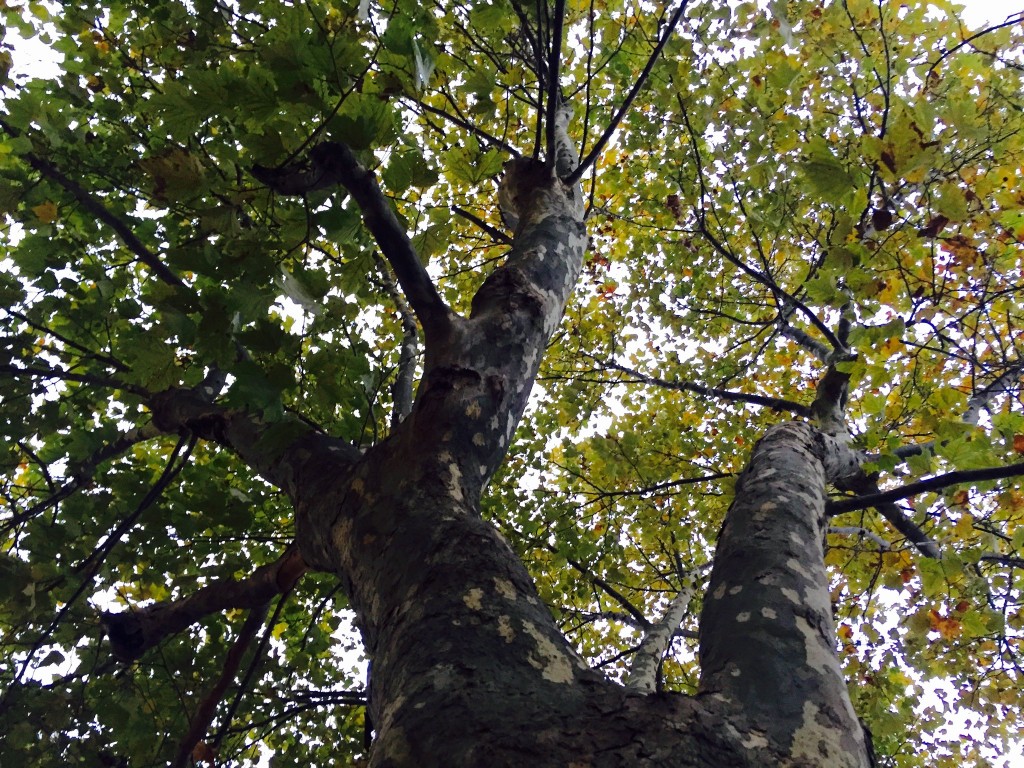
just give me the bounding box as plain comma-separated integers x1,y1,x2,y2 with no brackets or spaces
1,0,1023,766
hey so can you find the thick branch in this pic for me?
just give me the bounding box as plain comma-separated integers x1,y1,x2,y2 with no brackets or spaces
828,461,1024,515
148,386,361,496
700,421,870,764
101,545,308,663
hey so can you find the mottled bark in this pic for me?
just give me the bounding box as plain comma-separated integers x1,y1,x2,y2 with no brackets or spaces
699,422,871,768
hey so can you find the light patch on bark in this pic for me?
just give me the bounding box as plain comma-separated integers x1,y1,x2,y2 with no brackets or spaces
794,616,836,674
522,621,575,683
493,577,516,600
427,663,457,689
786,557,812,578
464,401,482,418
761,607,778,619
736,611,751,623
497,615,515,643
728,585,743,595
713,584,727,600
445,460,464,502
463,588,484,611
781,587,801,604
789,701,843,767
472,432,486,446
331,518,356,570
741,730,770,750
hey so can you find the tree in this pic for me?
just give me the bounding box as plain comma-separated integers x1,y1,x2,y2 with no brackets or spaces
1,0,1022,765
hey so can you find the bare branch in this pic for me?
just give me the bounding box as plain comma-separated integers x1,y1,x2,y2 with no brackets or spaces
452,205,512,244
829,463,1024,515
171,601,270,768
544,0,567,173
374,254,419,428
828,526,891,550
566,0,690,185
599,358,813,417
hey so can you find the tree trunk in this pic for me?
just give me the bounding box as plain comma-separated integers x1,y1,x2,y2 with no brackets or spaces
142,151,873,767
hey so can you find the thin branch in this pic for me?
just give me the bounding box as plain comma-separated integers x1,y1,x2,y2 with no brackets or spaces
211,588,295,752
828,526,891,550
625,584,694,693
926,13,1024,82
1,435,195,705
566,0,690,184
3,423,164,532
452,205,511,244
0,120,189,291
405,98,520,157
0,363,147,396
600,358,813,417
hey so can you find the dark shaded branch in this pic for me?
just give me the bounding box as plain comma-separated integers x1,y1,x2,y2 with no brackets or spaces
1,435,195,705
211,589,295,753
171,602,270,768
452,205,511,244
148,386,361,496
829,462,1024,514
405,98,520,157
926,13,1024,81
0,120,189,291
559,550,651,629
0,363,147,396
777,315,833,362
101,545,309,663
257,142,453,342
832,473,941,559
544,0,567,173
565,0,690,185
600,358,813,417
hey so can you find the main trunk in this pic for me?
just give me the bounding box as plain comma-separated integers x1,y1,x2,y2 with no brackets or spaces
284,167,869,764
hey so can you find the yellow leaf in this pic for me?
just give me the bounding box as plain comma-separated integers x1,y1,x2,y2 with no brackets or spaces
271,621,288,639
32,201,58,223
